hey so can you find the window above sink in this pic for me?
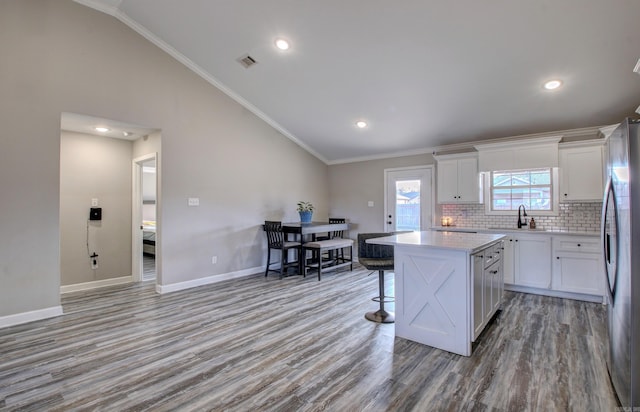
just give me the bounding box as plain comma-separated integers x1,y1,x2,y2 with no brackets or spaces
482,168,559,216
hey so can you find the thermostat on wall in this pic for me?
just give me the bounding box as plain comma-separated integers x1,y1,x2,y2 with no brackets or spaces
89,207,102,221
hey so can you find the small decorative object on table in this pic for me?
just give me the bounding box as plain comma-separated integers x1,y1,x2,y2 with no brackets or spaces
297,201,314,223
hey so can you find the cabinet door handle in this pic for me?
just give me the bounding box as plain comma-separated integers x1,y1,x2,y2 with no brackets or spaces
490,270,498,274
557,256,560,259
577,243,581,247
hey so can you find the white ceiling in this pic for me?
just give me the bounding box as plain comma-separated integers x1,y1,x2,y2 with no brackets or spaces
75,0,640,163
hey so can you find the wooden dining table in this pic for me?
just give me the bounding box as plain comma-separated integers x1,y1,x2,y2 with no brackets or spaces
282,221,351,273
282,221,350,241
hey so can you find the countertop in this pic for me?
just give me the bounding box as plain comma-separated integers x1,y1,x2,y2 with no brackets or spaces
432,226,599,237
367,231,506,254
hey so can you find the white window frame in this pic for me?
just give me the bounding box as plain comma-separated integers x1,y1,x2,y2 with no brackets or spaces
483,168,559,216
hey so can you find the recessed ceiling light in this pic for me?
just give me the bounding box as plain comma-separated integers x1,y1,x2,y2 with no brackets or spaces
355,120,368,129
123,131,133,137
95,127,110,133
275,38,290,51
543,80,562,90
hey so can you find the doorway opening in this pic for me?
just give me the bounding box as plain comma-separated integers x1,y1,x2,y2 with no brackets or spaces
384,166,434,232
133,153,158,282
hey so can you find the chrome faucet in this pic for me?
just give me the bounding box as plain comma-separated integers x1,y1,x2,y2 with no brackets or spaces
517,204,528,228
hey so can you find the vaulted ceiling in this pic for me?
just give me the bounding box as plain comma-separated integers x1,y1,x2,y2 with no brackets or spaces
76,0,640,164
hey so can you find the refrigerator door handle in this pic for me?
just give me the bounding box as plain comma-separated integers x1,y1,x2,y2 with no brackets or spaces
601,177,617,303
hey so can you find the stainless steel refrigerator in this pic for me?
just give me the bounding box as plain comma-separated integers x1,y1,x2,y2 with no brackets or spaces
602,117,640,409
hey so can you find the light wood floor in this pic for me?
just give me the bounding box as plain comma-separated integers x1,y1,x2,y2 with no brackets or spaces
0,264,618,411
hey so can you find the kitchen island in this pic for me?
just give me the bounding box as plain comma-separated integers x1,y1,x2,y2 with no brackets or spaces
368,231,505,356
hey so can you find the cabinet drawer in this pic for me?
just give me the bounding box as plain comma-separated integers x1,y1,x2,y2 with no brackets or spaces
553,236,599,253
483,242,503,268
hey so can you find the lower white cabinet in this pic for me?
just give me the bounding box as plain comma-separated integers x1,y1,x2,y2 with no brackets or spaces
513,234,552,289
472,241,504,341
551,236,603,296
501,231,603,302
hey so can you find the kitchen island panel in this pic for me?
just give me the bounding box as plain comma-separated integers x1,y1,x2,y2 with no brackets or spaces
395,246,471,356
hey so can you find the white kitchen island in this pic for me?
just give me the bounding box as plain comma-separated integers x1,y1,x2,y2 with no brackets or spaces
368,231,506,356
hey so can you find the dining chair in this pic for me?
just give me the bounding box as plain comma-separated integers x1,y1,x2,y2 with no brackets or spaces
263,221,302,279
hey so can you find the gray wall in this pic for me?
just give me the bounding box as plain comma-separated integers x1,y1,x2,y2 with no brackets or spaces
0,0,327,318
59,131,133,285
328,154,437,243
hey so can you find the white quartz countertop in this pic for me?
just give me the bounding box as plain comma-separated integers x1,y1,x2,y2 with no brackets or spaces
367,231,506,254
431,226,599,237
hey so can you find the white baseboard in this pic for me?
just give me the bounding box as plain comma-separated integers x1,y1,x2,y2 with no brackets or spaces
504,284,605,304
0,306,63,329
60,276,133,294
156,266,263,294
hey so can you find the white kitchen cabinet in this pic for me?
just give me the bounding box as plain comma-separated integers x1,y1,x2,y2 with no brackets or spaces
502,235,514,284
559,143,604,201
512,234,552,289
435,153,481,204
472,241,504,341
552,236,603,296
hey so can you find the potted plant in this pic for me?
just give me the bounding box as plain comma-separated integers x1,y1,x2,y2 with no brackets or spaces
296,201,314,223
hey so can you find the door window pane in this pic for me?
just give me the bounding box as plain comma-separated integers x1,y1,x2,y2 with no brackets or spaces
396,180,420,231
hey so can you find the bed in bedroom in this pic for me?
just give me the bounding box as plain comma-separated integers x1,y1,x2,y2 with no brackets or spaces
143,221,156,256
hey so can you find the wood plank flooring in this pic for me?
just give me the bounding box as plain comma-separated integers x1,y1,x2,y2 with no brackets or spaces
0,265,618,411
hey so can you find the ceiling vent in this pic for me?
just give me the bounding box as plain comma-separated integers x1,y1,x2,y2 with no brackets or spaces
238,54,258,69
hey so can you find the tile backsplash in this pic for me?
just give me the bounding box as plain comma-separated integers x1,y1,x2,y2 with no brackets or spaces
441,202,602,233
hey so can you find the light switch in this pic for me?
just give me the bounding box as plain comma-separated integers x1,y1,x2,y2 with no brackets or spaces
188,197,199,206
91,198,99,207
368,201,374,207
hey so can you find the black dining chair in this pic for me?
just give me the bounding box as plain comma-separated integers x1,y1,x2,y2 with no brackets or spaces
358,231,409,323
264,221,302,279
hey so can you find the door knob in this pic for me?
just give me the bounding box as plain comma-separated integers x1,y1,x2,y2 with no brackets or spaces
387,221,392,224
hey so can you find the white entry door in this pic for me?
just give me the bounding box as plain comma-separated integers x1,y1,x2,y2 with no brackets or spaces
385,167,433,232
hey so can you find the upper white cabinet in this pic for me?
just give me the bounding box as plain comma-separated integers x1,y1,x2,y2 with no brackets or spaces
434,153,481,204
559,142,604,201
475,136,561,172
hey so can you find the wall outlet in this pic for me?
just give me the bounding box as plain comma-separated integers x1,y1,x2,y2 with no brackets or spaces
211,256,217,264
367,201,374,207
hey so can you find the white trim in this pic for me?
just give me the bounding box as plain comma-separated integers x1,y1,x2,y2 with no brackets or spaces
132,153,157,283
329,147,436,165
73,0,328,165
599,124,620,139
156,266,263,294
483,168,560,216
559,139,605,149
0,306,63,329
383,165,435,232
474,135,562,151
504,284,604,304
60,276,133,294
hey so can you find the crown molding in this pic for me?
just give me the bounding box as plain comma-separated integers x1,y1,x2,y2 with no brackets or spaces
73,0,329,164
